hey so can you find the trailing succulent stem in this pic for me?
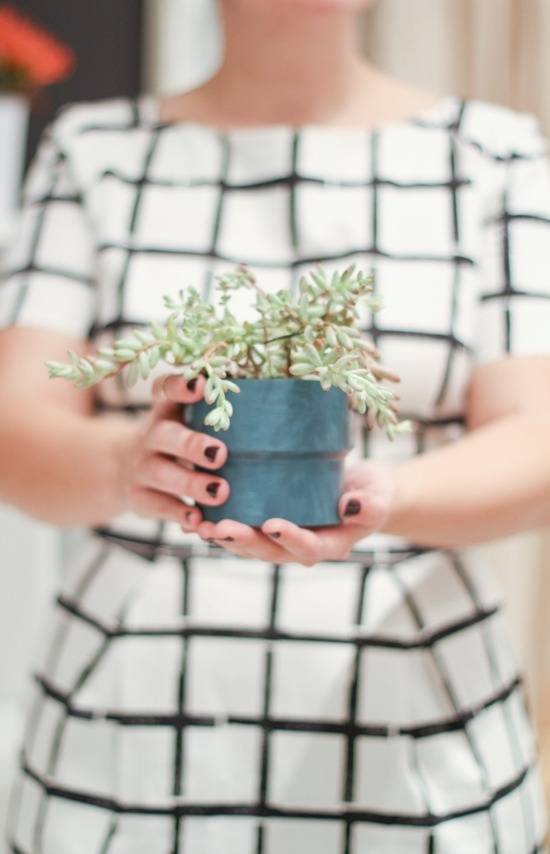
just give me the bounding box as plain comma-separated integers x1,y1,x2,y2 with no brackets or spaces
47,264,410,438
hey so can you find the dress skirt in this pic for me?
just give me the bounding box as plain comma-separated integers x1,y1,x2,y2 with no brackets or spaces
7,531,548,853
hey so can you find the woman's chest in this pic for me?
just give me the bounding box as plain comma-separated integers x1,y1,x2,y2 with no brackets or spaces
89,168,486,421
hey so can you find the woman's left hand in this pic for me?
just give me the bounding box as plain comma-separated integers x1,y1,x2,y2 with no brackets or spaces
195,460,396,565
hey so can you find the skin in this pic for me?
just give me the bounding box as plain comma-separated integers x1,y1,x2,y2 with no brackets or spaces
1,0,550,565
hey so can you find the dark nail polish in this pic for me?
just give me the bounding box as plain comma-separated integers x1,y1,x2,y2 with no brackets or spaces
204,445,219,462
187,378,197,391
206,482,220,497
268,531,281,539
344,499,361,517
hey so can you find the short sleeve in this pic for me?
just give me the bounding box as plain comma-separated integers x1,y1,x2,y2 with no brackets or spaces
476,116,550,362
0,116,96,339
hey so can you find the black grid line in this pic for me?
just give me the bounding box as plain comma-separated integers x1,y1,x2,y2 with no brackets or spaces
202,133,230,302
255,563,281,854
8,145,64,325
389,569,502,853
502,185,514,352
19,754,536,826
114,127,162,322
34,670,522,741
407,737,436,854
171,557,192,854
98,165,474,193
289,132,301,295
99,818,118,853
30,570,136,851
435,109,465,407
341,564,371,854
448,552,538,852
362,132,381,458
7,543,111,847
55,589,499,650
480,289,550,302
487,211,550,227
111,124,161,400
3,264,94,286
96,238,476,269
92,526,433,563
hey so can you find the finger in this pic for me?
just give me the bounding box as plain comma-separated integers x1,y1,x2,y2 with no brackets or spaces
338,488,389,530
152,373,206,406
181,504,203,532
130,486,199,527
261,519,355,565
137,454,230,506
146,418,227,470
197,520,288,562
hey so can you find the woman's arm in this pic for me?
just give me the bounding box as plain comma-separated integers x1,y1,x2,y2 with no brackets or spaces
0,328,229,527
0,327,135,525
383,355,550,546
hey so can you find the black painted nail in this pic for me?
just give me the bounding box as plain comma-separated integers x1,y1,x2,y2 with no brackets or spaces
344,499,361,517
206,482,220,497
268,531,281,539
204,445,219,462
187,378,197,391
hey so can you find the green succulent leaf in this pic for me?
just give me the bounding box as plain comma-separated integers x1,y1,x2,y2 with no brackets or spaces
45,263,407,437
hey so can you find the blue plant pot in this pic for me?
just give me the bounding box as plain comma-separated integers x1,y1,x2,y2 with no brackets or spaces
183,378,352,528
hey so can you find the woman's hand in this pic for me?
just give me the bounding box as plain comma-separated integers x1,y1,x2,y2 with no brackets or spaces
196,459,395,565
118,374,229,529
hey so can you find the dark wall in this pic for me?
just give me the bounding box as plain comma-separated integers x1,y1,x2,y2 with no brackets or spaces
16,0,143,164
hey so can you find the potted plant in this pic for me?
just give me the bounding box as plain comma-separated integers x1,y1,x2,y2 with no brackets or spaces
0,5,74,244
47,265,409,527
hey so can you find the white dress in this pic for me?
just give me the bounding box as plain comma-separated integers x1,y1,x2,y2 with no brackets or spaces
1,94,549,854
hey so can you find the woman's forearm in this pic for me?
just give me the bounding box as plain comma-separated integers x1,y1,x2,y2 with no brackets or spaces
0,407,136,526
384,414,550,547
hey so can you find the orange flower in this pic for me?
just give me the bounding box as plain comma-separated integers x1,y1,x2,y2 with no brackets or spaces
0,5,74,88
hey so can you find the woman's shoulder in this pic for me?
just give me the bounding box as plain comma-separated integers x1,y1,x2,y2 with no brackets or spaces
452,98,547,162
50,95,148,145
41,96,156,189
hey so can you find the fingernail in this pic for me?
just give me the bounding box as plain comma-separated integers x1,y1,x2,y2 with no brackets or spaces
187,378,197,391
344,499,361,517
206,537,216,544
206,482,220,497
220,536,234,542
204,445,219,462
268,531,281,539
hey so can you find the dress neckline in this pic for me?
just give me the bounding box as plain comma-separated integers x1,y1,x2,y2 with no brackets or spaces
138,93,460,136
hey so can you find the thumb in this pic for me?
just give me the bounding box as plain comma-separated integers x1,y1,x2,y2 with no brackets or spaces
338,478,394,532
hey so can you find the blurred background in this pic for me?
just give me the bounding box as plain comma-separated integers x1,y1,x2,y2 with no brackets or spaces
1,0,549,844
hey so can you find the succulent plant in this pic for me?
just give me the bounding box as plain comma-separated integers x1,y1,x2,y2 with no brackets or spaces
47,264,410,438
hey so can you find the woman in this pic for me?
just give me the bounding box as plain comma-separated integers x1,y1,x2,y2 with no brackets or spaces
1,0,550,851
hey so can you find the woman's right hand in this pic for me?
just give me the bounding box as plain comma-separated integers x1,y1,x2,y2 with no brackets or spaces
117,373,230,531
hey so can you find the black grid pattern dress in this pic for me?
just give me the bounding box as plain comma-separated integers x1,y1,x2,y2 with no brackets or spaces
1,94,550,853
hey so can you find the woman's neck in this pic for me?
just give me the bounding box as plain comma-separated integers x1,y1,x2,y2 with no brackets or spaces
189,3,373,126
157,2,440,130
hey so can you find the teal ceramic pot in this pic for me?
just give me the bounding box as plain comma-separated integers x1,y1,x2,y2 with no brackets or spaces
183,378,352,528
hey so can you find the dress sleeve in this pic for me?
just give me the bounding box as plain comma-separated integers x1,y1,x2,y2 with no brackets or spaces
0,115,96,339
476,116,550,363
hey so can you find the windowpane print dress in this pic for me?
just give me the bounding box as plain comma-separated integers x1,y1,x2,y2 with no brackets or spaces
1,94,550,854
